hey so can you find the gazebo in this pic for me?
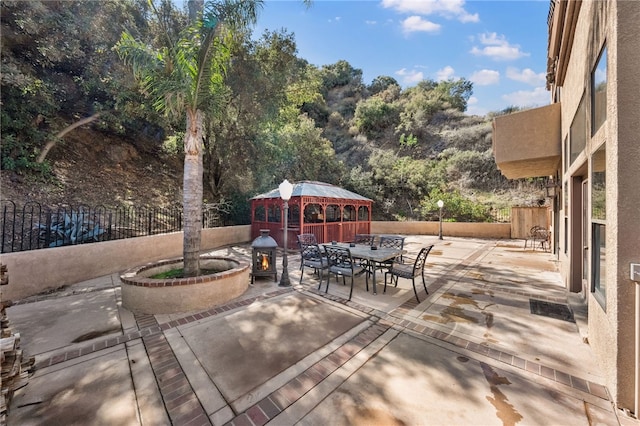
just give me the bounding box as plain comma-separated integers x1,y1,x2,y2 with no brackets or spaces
250,181,372,249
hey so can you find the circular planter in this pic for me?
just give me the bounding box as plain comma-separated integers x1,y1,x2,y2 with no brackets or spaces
120,256,249,315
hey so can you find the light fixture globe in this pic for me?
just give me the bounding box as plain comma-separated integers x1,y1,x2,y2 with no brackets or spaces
279,179,293,201
437,199,444,209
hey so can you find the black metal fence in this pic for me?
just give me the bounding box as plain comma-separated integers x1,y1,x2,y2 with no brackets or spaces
489,207,511,223
0,200,225,253
1,199,513,254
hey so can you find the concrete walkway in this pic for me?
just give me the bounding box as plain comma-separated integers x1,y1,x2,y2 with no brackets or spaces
5,236,640,425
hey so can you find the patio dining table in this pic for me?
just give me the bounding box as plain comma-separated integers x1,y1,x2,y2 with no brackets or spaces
322,243,405,295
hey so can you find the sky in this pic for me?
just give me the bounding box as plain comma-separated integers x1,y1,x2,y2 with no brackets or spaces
251,0,551,116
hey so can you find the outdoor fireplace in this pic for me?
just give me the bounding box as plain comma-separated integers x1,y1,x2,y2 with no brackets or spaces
251,229,278,284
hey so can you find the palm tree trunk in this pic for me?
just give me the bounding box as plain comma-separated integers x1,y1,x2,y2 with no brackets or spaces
183,109,204,276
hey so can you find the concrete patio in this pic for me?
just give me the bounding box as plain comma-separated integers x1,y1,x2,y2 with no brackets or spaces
5,236,640,425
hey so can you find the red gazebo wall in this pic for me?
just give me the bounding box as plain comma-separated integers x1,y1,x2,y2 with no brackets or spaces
250,195,371,249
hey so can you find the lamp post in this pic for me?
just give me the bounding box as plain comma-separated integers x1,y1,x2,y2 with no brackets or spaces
278,179,294,287
437,199,444,240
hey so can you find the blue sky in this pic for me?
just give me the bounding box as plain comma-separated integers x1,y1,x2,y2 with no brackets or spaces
252,0,551,116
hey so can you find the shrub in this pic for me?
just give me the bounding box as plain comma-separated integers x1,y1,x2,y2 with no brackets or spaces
37,210,105,247
420,189,492,222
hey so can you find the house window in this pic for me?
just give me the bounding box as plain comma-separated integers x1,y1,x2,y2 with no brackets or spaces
591,145,606,308
570,95,586,165
591,45,607,135
563,179,568,254
563,136,568,176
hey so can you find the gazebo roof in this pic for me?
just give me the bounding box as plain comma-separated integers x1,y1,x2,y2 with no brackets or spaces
251,181,372,202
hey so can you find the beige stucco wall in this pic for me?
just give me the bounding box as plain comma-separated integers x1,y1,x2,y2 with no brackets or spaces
607,0,640,411
120,257,250,315
371,221,511,239
1,222,512,301
557,0,640,410
0,225,251,301
492,103,562,179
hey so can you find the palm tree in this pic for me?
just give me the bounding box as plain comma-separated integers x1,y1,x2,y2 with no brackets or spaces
116,0,264,276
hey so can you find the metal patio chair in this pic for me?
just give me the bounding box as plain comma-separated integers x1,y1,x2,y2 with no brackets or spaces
384,245,434,303
323,245,368,301
297,234,327,286
524,226,549,251
353,234,376,246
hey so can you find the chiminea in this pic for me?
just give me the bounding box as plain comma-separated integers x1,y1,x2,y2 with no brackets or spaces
251,229,278,284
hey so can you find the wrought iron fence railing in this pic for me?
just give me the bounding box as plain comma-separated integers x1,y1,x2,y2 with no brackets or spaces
1,199,512,254
0,200,224,253
488,207,511,223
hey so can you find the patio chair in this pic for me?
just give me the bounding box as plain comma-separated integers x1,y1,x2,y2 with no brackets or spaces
297,233,318,270
323,245,368,301
384,245,434,303
297,233,318,245
379,235,405,262
297,234,327,287
524,226,549,251
353,234,375,246
367,235,406,278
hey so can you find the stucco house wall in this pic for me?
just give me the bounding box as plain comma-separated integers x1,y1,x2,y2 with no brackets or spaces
555,0,640,411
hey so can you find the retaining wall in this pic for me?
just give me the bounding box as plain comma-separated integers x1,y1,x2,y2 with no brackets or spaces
372,221,511,239
1,221,510,300
1,225,251,301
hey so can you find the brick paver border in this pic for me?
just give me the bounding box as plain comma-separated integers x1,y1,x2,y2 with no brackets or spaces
32,242,611,426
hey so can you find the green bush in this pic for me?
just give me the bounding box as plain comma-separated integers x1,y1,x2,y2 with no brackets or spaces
420,189,492,222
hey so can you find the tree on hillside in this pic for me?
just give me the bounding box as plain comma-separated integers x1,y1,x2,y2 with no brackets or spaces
368,75,399,96
116,0,264,276
204,29,324,200
395,78,473,147
0,0,150,172
317,60,365,118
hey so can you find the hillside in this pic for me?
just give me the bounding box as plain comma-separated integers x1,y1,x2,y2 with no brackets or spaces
0,0,548,222
0,128,183,210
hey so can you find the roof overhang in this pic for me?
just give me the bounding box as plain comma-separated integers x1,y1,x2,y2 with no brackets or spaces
492,103,561,179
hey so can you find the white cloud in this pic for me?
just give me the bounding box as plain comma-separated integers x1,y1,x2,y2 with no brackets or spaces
465,97,487,116
470,69,500,86
436,65,456,81
402,16,441,34
506,67,545,86
501,86,550,107
328,16,341,23
365,20,377,25
470,32,528,61
382,0,479,23
396,68,424,84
